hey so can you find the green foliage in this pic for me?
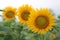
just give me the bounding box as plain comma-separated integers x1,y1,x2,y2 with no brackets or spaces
0,19,60,40
58,15,60,19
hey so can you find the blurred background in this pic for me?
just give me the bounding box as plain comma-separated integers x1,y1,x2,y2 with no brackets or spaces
0,0,60,16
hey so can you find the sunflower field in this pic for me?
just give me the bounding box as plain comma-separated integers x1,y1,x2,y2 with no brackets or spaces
0,4,60,40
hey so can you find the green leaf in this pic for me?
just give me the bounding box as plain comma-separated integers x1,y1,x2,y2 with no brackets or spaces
53,37,60,40
4,34,13,40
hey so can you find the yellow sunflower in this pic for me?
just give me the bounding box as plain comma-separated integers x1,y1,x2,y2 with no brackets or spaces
27,8,55,34
3,7,16,21
50,33,56,38
17,4,34,24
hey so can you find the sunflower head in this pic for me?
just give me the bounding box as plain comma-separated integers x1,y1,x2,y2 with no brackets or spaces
3,6,16,21
50,33,56,38
17,4,35,25
27,8,55,34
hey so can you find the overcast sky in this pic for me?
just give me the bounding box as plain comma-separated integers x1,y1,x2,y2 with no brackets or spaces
0,0,60,20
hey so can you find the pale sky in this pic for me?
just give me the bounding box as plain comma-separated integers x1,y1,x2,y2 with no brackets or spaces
0,0,60,20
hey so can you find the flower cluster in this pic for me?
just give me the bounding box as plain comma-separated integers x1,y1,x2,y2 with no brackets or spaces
0,4,60,40
3,5,55,34
2,4,55,35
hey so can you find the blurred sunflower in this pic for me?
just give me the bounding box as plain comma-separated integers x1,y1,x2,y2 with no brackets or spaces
27,8,55,34
50,33,56,38
17,4,35,25
3,7,16,21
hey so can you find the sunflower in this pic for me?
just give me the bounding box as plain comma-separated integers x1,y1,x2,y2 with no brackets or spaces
27,8,55,34
50,33,56,38
3,7,16,21
17,4,34,25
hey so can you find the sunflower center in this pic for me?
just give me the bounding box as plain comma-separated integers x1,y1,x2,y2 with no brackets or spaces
21,11,30,21
6,11,14,18
35,16,49,29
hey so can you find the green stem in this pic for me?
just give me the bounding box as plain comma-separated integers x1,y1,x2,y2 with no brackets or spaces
17,26,23,40
18,31,20,40
42,35,44,40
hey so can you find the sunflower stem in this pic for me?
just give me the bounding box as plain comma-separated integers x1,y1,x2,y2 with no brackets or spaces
42,35,45,40
17,25,23,40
